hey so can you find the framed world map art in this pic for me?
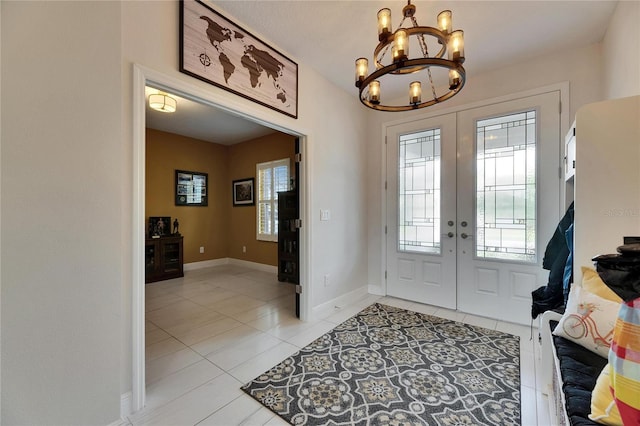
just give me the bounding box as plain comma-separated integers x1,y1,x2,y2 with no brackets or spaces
180,0,298,118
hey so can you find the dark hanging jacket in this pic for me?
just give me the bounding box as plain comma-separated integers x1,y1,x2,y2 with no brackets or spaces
531,202,574,319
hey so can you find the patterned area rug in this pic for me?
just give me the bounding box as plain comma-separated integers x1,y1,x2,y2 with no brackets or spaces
242,303,520,425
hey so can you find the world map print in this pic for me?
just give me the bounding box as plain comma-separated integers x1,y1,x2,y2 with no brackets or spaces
181,0,298,118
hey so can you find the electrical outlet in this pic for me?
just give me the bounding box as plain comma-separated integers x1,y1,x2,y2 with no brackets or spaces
242,246,246,253
199,246,205,253
324,274,330,287
320,209,331,221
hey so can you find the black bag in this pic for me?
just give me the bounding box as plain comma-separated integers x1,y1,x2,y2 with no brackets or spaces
592,244,640,302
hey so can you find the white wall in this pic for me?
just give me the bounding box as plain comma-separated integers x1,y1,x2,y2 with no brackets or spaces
121,0,369,400
573,96,640,284
367,43,604,291
0,2,3,418
4,1,634,423
1,2,123,424
603,1,640,100
0,1,369,422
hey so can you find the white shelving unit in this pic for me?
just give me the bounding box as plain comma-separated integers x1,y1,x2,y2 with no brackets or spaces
568,95,640,285
564,121,576,209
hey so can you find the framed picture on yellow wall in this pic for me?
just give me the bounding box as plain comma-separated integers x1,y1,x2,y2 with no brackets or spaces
233,178,254,206
176,170,208,206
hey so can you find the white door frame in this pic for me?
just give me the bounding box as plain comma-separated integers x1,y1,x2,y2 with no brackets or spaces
131,64,312,413
380,82,570,298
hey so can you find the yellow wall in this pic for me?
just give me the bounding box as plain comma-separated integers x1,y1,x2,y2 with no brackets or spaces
228,132,297,265
146,128,229,263
146,128,295,265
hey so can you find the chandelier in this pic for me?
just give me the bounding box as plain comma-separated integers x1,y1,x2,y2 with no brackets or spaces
355,1,466,112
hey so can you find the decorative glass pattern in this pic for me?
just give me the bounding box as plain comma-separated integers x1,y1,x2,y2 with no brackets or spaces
476,111,536,262
398,128,441,254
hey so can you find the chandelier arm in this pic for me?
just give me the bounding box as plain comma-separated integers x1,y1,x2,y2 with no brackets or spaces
358,59,466,112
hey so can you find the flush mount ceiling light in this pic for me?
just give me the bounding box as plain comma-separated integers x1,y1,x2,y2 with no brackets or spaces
355,0,466,112
148,93,177,113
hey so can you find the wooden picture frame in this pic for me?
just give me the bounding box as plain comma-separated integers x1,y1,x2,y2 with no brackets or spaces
180,0,298,119
175,170,208,206
232,178,255,206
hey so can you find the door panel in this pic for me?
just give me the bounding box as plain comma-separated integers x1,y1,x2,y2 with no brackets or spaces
386,114,457,309
456,91,561,324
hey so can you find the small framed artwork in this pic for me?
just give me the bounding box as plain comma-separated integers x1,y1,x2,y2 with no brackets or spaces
232,178,255,206
148,216,171,238
175,170,208,206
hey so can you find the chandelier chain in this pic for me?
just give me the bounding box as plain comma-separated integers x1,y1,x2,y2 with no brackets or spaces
411,16,437,101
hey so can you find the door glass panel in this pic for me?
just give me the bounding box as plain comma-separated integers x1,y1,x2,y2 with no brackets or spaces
476,111,536,262
398,128,441,254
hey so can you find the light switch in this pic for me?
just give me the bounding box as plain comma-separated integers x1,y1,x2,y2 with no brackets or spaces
320,209,331,221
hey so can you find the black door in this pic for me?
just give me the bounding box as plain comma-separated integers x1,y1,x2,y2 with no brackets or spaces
277,138,301,317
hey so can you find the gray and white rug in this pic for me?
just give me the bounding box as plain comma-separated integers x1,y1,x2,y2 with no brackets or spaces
242,303,520,425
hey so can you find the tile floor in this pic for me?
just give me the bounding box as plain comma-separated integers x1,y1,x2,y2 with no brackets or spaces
126,264,552,426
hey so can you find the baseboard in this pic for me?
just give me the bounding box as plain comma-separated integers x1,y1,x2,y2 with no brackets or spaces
105,391,132,426
108,416,131,426
311,285,369,321
120,391,132,418
184,258,277,273
368,284,385,296
184,258,229,271
107,418,131,426
228,258,277,273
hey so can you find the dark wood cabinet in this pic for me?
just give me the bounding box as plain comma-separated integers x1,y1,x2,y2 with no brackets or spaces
277,190,299,284
145,236,184,283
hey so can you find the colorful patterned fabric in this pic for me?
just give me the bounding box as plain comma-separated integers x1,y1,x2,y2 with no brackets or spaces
609,297,640,425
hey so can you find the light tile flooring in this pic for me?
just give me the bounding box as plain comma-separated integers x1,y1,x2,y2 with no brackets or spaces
126,264,552,426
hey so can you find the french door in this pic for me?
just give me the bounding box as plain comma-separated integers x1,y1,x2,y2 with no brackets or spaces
386,114,458,309
386,91,560,325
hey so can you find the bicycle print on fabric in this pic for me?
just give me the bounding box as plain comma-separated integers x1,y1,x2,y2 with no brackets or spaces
554,284,621,358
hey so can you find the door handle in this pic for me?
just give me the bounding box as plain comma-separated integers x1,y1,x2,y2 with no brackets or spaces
442,232,455,238
460,232,473,239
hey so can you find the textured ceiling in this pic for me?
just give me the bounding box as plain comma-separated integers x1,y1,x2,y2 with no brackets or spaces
146,1,618,144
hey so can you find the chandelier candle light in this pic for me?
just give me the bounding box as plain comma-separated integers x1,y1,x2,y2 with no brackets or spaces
355,1,466,112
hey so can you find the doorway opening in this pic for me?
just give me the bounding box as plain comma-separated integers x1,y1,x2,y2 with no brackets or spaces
132,65,310,413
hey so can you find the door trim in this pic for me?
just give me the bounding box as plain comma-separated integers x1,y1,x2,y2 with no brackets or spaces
131,64,312,413
380,82,569,297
